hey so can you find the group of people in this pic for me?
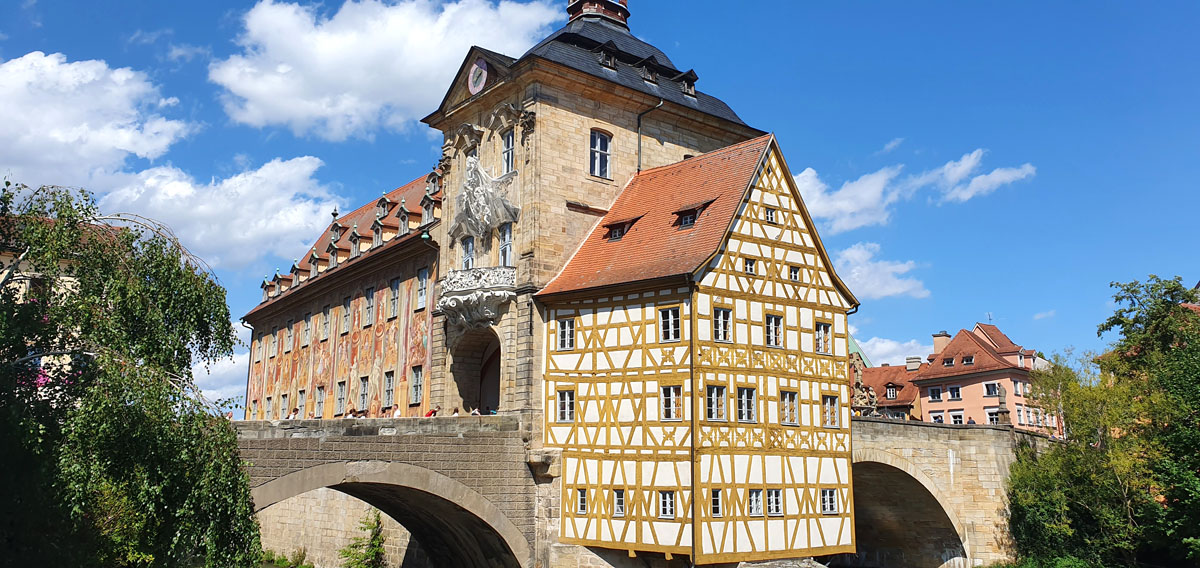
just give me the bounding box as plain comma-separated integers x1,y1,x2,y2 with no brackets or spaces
275,405,498,420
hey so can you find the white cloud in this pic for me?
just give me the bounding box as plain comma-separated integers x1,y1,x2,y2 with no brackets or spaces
167,43,210,63
1033,310,1056,320
209,0,563,141
795,149,1035,234
859,336,933,367
834,242,929,300
876,137,904,154
194,350,250,403
128,28,172,45
0,51,192,186
101,157,342,269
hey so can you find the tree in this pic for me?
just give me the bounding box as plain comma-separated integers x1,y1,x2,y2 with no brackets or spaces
338,509,387,568
0,183,260,567
1007,276,1200,567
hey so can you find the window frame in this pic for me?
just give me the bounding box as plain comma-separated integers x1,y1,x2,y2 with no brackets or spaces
764,207,777,224
815,321,832,354
928,386,943,402
498,223,513,267
315,386,326,417
743,258,756,275
613,489,625,518
820,488,839,515
711,488,722,517
984,382,1000,397
822,394,840,428
556,389,576,423
358,376,369,411
321,305,331,341
557,318,576,351
789,265,800,282
713,307,732,343
501,128,515,174
737,387,757,423
987,407,1001,425
576,488,587,515
659,306,681,343
416,268,429,310
589,130,612,179
383,371,395,409
284,320,293,353
950,410,964,425
297,389,306,418
658,490,675,520
389,278,400,319
335,381,347,416
780,390,799,425
766,488,783,516
885,385,897,400
706,385,727,421
302,313,312,347
409,366,424,405
930,411,945,424
341,297,351,334
661,384,683,422
747,488,763,517
363,288,375,327
765,313,784,348
461,236,475,270
947,385,962,400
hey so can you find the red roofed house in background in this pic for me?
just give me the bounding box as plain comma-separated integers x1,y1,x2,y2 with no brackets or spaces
912,324,1060,435
861,356,927,420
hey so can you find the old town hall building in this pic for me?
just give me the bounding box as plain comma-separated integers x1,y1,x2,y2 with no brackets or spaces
244,0,859,563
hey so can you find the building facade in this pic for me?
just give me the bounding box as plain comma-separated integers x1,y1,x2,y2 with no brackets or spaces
860,357,925,421
243,0,859,564
913,324,1060,435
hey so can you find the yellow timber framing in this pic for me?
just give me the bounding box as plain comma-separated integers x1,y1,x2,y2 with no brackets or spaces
540,136,859,563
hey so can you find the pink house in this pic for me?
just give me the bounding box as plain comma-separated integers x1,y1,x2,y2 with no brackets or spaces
912,324,1061,436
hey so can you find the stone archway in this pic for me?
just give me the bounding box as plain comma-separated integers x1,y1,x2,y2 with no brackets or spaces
830,448,971,568
449,327,501,414
251,461,530,568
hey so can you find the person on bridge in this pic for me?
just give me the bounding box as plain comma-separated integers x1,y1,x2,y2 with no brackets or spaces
967,417,976,424
424,405,441,417
450,407,460,416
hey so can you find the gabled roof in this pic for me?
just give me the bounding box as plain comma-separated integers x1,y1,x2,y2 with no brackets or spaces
537,135,858,308
915,329,1022,382
538,135,772,296
862,364,924,408
973,323,1021,353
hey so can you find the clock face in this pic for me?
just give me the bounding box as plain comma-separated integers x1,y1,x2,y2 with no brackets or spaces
468,58,487,95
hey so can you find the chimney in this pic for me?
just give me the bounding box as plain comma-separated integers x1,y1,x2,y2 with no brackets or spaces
932,330,951,355
905,356,921,372
567,0,630,27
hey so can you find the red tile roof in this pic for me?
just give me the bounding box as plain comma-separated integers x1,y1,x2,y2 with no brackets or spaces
973,323,1021,353
537,134,857,306
1183,303,1200,316
916,328,1022,381
862,364,924,407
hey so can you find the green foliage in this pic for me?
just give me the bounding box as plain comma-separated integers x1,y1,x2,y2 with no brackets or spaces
0,183,260,567
1007,276,1200,567
339,509,387,568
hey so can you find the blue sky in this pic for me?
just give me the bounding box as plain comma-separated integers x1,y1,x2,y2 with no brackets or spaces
2,1,1196,400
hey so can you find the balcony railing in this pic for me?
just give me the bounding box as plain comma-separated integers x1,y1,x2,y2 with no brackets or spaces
441,266,516,293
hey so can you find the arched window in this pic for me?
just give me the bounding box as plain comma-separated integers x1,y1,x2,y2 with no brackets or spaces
461,236,475,270
498,223,513,267
590,130,611,179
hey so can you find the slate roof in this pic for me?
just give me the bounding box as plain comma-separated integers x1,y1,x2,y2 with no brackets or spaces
914,328,1025,382
862,364,924,408
537,134,773,296
520,16,752,128
245,175,431,318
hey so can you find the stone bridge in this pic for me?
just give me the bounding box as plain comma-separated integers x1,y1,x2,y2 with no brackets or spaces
235,415,1047,568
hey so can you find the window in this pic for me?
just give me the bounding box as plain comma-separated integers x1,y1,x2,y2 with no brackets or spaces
747,489,763,516
929,387,943,402
577,489,587,515
461,237,475,269
987,408,1000,425
284,321,293,352
737,387,757,422
815,322,832,354
713,307,732,342
341,297,351,334
384,371,395,408
416,268,428,310
885,385,897,400
335,381,347,416
389,279,400,318
765,207,777,224
557,318,576,350
589,130,611,178
316,386,326,417
269,329,277,357
358,376,369,411
613,489,625,517
659,491,675,520
557,390,575,422
501,129,515,174
350,235,361,259
1019,353,1025,367
943,357,954,367
780,390,798,425
678,211,696,228
1025,407,1033,425
322,305,331,340
265,396,273,419
822,395,840,428
376,200,388,218
930,411,944,424
706,385,726,421
409,366,424,405
963,355,975,365
765,314,783,347
250,400,258,419
743,258,756,275
363,288,375,326
950,410,964,425
373,228,382,248
280,394,288,417
789,265,800,282
711,489,722,517
820,489,838,514
1013,382,1023,396
661,385,682,421
766,489,783,516
329,246,339,269
659,307,680,342
498,223,513,267
254,334,262,361
607,223,627,241
302,313,311,346
1016,404,1025,425
948,385,961,400
422,198,434,225
985,382,1000,397
297,390,307,418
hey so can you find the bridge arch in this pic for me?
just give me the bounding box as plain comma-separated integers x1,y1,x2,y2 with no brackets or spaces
849,448,970,568
252,461,530,568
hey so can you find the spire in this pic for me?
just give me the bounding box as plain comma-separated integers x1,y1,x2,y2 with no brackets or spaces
567,0,630,27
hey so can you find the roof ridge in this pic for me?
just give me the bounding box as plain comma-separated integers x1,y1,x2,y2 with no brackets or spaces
633,133,773,178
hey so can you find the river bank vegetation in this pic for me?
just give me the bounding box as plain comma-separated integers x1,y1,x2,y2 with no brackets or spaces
1007,276,1200,567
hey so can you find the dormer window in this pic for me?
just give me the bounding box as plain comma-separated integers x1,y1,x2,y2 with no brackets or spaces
328,244,339,268
963,355,974,365
593,40,618,69
373,227,383,248
331,224,342,241
886,385,897,400
640,66,657,83
943,357,954,367
681,80,696,96
673,200,712,230
349,234,361,259
603,217,637,241
672,69,699,97
421,196,435,225
376,198,389,218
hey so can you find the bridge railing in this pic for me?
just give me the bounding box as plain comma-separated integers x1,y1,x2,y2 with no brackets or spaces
234,414,523,440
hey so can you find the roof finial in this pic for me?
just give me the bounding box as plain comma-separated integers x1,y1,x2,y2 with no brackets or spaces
567,0,630,26
331,206,339,220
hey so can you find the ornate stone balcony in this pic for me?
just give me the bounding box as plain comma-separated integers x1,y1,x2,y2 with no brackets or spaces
436,266,517,344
